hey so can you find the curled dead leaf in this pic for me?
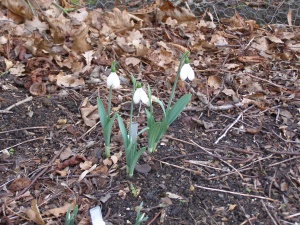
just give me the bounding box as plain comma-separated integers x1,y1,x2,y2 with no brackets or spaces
238,56,265,63
29,82,46,96
1,0,33,20
245,127,261,134
8,177,31,192
49,72,85,88
44,201,76,218
25,199,45,225
208,75,221,89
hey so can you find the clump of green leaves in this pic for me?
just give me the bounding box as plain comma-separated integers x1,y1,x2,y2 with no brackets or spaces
146,51,192,153
135,202,148,225
117,74,149,177
97,60,120,158
65,205,78,225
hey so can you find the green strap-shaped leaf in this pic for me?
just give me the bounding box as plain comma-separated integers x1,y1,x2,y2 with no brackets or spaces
145,108,154,127
155,99,166,116
148,122,161,149
97,97,108,128
167,94,191,125
128,147,147,177
117,115,129,148
103,113,117,146
156,117,168,143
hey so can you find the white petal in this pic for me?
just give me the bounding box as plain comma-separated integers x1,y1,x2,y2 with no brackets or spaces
133,89,141,104
107,72,120,89
180,64,188,81
180,64,195,81
187,67,195,81
139,88,149,105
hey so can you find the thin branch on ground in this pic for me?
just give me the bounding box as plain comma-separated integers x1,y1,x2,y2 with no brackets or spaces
0,136,44,153
10,145,67,203
187,87,244,111
272,131,300,144
214,105,254,144
246,73,288,90
264,148,300,155
194,185,277,202
261,200,279,225
164,135,256,164
147,208,164,225
154,159,202,175
0,96,33,113
77,121,100,141
238,200,254,225
284,212,300,219
267,155,300,167
190,139,244,179
208,154,274,180
0,126,48,134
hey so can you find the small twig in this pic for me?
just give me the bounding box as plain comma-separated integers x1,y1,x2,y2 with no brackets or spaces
272,131,300,144
154,159,202,175
264,148,300,155
207,154,274,180
147,208,164,225
190,139,244,179
11,146,66,202
284,212,300,219
238,200,254,225
194,185,277,202
0,126,48,134
267,155,300,167
246,73,287,90
0,96,33,113
163,136,255,164
77,121,100,141
188,87,244,111
261,200,279,225
6,205,31,221
103,208,111,220
0,136,44,153
215,106,254,144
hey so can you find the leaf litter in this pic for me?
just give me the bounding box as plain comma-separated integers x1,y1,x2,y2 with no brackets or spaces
0,0,300,224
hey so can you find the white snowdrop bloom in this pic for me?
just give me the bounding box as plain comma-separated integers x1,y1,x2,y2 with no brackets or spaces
180,63,195,81
107,72,120,89
133,88,149,105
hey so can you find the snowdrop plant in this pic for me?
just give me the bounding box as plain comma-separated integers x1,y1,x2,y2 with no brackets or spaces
65,205,78,225
97,60,120,158
117,74,149,177
146,51,193,153
135,202,148,225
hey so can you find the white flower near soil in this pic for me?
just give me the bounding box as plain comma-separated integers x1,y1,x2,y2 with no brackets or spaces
107,72,120,89
133,87,149,105
180,63,195,81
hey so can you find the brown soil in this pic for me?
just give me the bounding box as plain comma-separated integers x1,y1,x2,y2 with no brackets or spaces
1,80,299,224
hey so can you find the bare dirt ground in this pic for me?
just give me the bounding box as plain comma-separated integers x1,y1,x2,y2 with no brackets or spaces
0,0,300,225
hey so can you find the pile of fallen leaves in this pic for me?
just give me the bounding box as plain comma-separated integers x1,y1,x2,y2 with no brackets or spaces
1,0,300,224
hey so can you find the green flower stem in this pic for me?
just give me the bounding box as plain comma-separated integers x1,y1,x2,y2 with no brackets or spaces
103,86,113,158
129,74,137,140
108,85,112,117
105,145,110,158
167,51,190,112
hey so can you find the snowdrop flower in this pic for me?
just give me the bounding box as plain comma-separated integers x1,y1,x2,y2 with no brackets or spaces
133,87,149,105
107,72,120,89
180,58,195,81
107,60,120,89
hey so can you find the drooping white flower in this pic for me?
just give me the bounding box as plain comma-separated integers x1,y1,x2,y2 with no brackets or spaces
133,87,149,105
180,63,195,81
107,72,120,89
